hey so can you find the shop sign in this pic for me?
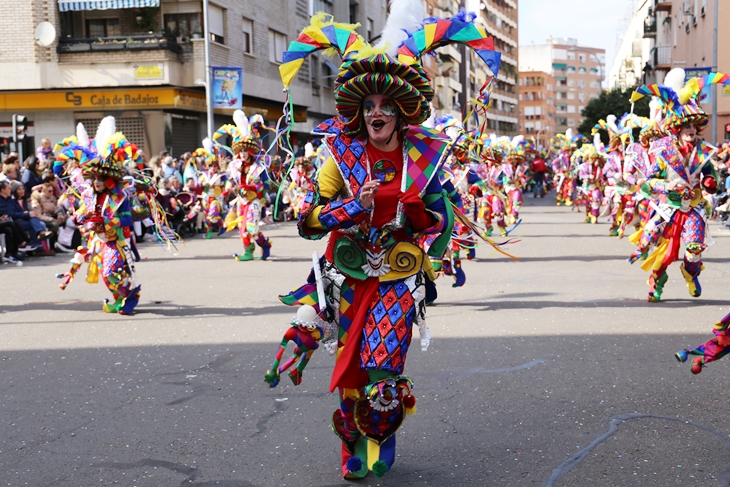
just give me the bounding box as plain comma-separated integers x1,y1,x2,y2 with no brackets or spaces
134,63,164,80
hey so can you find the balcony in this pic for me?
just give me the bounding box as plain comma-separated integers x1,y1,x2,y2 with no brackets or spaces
57,35,183,54
653,45,672,68
654,1,672,12
643,15,657,38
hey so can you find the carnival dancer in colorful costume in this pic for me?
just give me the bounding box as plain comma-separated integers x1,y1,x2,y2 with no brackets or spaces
550,129,578,206
228,183,270,261
575,139,605,224
593,114,633,236
57,117,141,314
214,111,272,258
502,136,526,224
628,68,727,302
271,2,501,478
473,134,509,236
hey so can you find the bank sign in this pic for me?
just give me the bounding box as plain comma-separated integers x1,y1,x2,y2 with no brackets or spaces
211,67,243,109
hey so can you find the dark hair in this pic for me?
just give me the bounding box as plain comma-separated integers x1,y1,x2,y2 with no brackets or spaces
0,180,8,191
3,154,18,166
24,155,39,172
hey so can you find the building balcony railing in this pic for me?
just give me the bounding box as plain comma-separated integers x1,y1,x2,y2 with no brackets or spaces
57,35,183,54
653,45,671,68
654,0,672,13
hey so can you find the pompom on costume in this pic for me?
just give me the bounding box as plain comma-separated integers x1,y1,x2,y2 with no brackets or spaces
271,2,501,478
627,69,729,302
675,311,730,374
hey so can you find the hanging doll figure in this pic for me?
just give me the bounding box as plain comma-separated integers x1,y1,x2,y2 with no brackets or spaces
229,184,271,261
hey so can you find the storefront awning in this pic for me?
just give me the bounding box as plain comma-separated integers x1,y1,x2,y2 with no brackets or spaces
58,0,159,12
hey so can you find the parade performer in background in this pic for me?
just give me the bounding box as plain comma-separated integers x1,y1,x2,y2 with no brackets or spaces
474,134,508,237
228,182,271,261
502,136,525,224
550,130,578,206
575,138,605,224
628,68,727,302
593,114,632,237
269,2,501,478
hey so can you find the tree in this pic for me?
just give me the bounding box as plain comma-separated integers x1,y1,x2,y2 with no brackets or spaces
578,86,651,144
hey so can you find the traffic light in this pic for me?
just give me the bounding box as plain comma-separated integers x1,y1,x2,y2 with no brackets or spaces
12,114,27,143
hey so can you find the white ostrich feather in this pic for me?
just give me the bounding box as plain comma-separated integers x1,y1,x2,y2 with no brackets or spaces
606,114,619,134
663,68,686,95
374,0,425,55
593,133,602,147
202,137,213,153
76,123,90,148
565,128,573,141
511,135,524,147
232,109,250,138
94,116,116,155
649,97,662,122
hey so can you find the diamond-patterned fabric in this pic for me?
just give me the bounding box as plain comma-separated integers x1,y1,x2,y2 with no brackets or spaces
360,281,417,374
404,126,449,194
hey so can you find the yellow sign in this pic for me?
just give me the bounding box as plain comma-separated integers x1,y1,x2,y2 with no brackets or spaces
134,63,164,80
723,85,730,97
0,88,207,113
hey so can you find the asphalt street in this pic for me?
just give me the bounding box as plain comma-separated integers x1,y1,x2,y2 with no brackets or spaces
1,195,730,487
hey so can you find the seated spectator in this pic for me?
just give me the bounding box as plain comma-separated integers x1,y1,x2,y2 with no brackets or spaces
170,177,182,195
161,156,183,184
156,178,180,218
31,182,65,235
1,162,18,182
21,155,44,195
0,215,33,264
0,180,53,255
55,192,82,252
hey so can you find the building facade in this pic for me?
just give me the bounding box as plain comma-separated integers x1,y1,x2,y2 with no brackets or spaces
640,0,730,142
518,71,555,150
0,0,387,158
424,0,519,138
608,0,655,91
520,38,605,135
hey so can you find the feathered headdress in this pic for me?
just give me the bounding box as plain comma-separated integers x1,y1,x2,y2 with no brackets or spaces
214,109,268,156
81,117,127,181
630,68,730,132
279,1,501,134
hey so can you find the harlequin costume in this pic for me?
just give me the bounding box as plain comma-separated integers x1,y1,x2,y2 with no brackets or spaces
269,2,502,479
575,140,605,224
472,134,509,237
502,136,526,225
627,68,728,302
55,117,140,314
550,130,578,206
286,154,316,221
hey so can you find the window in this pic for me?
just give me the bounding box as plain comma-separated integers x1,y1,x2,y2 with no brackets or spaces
524,106,535,116
578,67,586,73
535,106,542,115
242,17,253,54
568,79,575,87
163,13,200,38
578,92,586,102
567,66,576,73
209,4,225,44
311,0,333,15
578,80,585,88
557,117,567,126
86,18,120,37
567,105,576,113
367,18,374,41
350,1,359,24
269,29,287,64
566,52,575,60
578,54,586,63
568,92,575,100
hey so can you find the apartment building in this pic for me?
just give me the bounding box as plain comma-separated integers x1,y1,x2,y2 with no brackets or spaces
518,71,555,150
424,0,519,137
608,0,655,90
520,38,605,134
642,0,730,142
0,0,386,157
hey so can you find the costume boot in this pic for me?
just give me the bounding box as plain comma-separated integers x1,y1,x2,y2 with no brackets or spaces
119,285,142,315
234,243,256,261
452,258,466,287
256,234,271,260
647,269,668,302
103,295,123,313
334,390,368,479
680,262,703,298
442,258,453,276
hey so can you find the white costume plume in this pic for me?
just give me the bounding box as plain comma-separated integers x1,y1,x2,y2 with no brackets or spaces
94,116,116,156
76,123,90,148
606,114,619,134
663,68,686,95
232,109,251,138
374,0,425,55
202,137,213,153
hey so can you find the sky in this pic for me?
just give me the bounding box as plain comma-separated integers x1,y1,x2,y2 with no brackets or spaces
518,0,636,76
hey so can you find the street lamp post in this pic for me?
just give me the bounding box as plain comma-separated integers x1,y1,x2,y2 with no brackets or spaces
202,0,214,140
